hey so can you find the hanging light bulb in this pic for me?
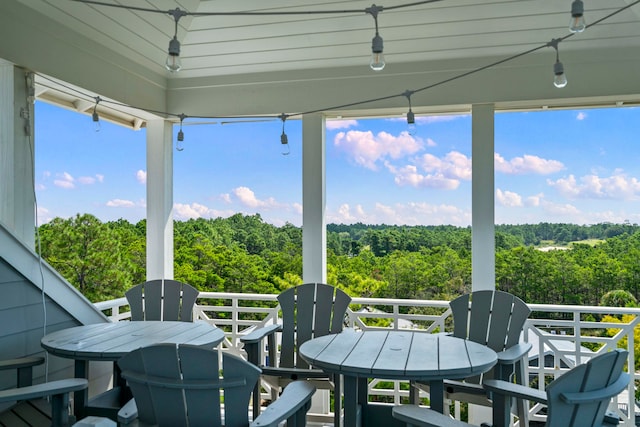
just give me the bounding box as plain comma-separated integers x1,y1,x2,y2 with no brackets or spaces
547,39,567,88
165,8,187,72
371,34,385,71
404,90,416,135
92,96,102,132
569,0,586,33
553,60,567,88
176,114,185,151
280,114,290,155
366,5,385,71
166,36,182,72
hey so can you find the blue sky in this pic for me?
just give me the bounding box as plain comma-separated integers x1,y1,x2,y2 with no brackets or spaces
35,101,640,227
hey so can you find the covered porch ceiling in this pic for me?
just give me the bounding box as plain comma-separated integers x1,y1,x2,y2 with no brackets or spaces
1,0,640,127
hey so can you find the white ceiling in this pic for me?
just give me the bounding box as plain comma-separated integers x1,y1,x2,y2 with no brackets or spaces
2,0,640,125
17,0,640,79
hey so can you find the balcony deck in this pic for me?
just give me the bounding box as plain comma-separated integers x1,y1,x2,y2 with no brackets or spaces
93,292,640,427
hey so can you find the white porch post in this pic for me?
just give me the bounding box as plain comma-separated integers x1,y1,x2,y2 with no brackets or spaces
145,120,174,280
471,103,495,291
469,103,495,425
0,60,35,249
302,113,327,283
301,112,329,416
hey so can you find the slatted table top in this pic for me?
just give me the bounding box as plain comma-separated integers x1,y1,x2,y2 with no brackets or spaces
299,329,497,381
41,321,225,361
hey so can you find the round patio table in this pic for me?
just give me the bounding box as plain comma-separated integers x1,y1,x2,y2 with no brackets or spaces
300,329,497,427
41,320,224,420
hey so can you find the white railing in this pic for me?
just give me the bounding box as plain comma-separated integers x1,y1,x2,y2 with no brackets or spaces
95,293,640,426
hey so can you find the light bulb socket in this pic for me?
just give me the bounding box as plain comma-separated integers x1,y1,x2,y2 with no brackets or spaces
168,37,181,57
407,110,415,125
281,132,288,145
371,34,384,54
92,111,99,122
554,60,565,76
571,0,584,18
177,129,184,142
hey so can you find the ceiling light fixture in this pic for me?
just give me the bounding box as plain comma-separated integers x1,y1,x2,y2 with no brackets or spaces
166,8,187,72
366,4,385,71
569,0,586,33
548,39,567,88
279,114,290,155
403,90,416,135
92,96,102,132
176,114,186,150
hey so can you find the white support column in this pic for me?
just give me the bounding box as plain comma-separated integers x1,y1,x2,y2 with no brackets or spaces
145,120,174,280
469,103,496,426
302,113,326,283
471,103,495,291
0,60,35,249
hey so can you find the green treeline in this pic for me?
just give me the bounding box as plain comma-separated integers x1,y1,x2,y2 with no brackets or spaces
36,213,640,306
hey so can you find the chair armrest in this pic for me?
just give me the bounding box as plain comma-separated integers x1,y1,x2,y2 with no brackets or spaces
0,356,45,371
241,324,282,344
117,398,139,425
483,379,547,404
0,356,46,388
0,378,88,403
496,343,532,365
392,405,468,427
261,366,330,379
250,381,316,427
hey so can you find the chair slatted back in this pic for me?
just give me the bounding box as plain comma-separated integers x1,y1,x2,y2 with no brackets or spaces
118,344,260,427
546,349,629,427
450,290,531,382
278,283,351,369
126,279,199,321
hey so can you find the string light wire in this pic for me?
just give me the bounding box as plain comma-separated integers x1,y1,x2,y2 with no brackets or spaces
39,0,640,146
71,0,443,16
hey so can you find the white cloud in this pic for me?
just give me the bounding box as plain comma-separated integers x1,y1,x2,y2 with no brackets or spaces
220,193,232,204
106,199,135,208
174,203,214,219
136,170,146,184
576,111,587,120
326,119,358,130
541,200,581,216
548,172,640,200
54,172,75,189
293,202,303,215
77,176,94,185
326,201,471,226
384,150,471,190
232,186,280,209
173,203,235,221
496,189,523,207
387,163,461,189
525,193,544,207
78,176,96,185
415,151,472,180
333,130,423,170
495,153,564,175
37,206,52,224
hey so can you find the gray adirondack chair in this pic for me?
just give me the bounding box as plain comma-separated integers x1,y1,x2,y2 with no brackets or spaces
413,290,532,425
240,283,352,425
116,343,316,427
393,349,629,427
125,279,199,321
0,356,88,427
